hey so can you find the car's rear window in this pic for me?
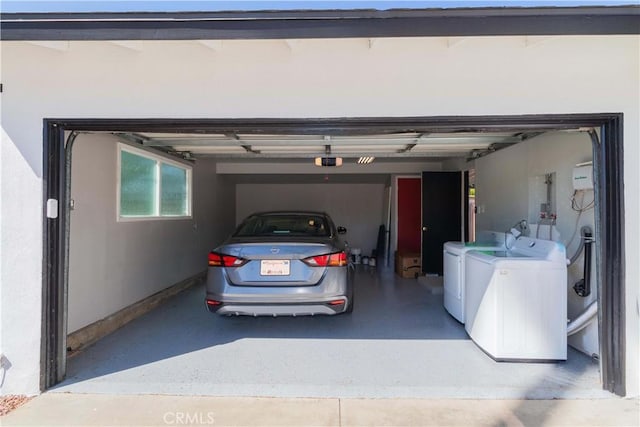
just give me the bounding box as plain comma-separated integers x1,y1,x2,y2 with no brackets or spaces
234,214,331,237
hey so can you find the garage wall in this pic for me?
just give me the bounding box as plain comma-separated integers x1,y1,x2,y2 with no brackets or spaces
1,35,638,396
474,131,597,357
68,134,235,332
236,183,386,255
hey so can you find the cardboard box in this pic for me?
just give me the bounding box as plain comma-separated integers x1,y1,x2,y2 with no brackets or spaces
395,252,421,278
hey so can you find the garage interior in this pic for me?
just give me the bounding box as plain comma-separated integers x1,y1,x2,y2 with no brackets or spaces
38,114,624,399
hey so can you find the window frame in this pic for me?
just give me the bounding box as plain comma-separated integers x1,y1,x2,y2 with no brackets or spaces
117,143,192,222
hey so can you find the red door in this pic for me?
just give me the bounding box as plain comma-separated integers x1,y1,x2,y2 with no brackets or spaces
397,177,421,254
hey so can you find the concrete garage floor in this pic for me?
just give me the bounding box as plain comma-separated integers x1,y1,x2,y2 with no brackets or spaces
53,267,610,399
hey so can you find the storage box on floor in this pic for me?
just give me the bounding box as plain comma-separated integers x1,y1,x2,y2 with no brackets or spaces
395,252,421,278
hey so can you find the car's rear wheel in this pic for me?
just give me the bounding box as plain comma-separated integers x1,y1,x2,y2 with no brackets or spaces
344,293,354,314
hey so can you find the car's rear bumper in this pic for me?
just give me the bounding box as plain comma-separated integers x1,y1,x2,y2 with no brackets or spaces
205,298,349,316
205,264,352,316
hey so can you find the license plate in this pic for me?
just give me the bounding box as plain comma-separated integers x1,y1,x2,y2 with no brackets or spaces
260,260,290,276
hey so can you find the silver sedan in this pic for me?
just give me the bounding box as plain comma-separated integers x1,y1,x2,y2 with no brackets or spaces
205,211,354,316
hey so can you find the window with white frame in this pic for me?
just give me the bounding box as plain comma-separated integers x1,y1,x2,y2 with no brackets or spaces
118,144,192,220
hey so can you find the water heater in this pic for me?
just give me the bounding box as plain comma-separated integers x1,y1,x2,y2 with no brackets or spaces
572,163,594,190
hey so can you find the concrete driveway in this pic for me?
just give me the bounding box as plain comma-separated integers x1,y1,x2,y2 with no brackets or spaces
3,394,640,426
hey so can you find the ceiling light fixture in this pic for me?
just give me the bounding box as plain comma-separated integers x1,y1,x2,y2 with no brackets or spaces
357,156,375,164
314,157,343,167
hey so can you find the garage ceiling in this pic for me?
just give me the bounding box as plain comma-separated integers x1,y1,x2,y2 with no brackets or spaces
116,130,544,163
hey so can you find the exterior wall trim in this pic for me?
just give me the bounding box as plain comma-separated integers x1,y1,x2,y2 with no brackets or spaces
3,6,639,41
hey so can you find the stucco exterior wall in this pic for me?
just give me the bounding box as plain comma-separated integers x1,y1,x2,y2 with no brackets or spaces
1,35,638,395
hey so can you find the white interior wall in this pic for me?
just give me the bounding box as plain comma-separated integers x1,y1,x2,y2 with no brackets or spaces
1,35,638,395
236,183,385,254
474,131,597,356
68,134,235,332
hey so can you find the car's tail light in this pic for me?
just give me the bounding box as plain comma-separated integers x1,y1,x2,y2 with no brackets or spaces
328,299,346,306
302,251,348,267
205,298,224,313
208,252,248,267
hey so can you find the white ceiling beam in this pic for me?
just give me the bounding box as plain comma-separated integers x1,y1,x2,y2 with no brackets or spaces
410,144,492,151
177,146,247,154
139,131,515,140
142,136,518,147
217,161,443,175
25,41,70,52
188,151,464,159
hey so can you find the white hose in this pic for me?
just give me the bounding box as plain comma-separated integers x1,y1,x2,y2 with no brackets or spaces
567,301,598,336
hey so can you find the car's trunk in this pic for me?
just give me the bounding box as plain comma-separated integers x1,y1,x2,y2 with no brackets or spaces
218,238,339,287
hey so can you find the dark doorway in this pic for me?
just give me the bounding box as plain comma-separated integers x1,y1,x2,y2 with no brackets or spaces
421,172,463,275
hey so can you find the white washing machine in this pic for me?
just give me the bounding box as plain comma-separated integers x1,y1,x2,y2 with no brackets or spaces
443,231,506,323
464,236,567,361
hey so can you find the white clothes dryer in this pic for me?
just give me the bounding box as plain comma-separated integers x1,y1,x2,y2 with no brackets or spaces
443,231,506,324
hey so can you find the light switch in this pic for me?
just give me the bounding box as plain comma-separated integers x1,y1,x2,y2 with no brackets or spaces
46,199,58,219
